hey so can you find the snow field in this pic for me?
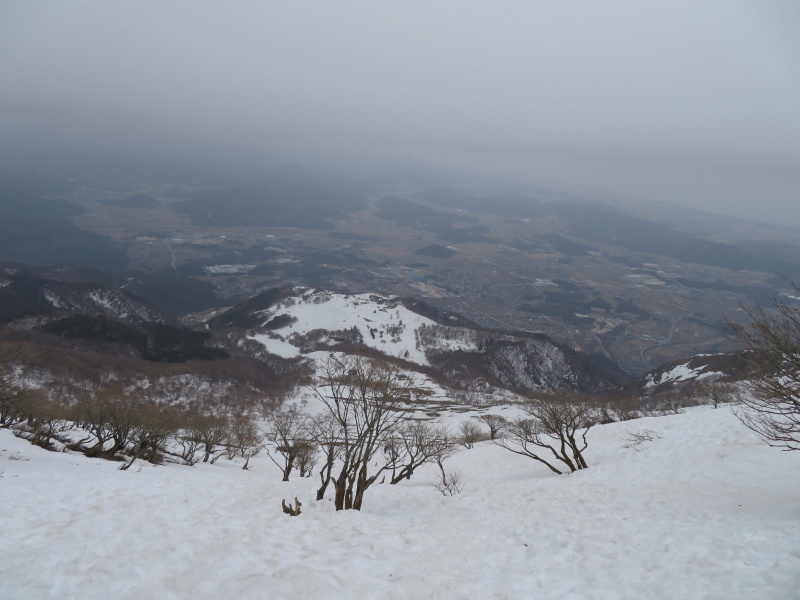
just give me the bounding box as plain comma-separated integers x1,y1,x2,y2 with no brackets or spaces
1,406,798,599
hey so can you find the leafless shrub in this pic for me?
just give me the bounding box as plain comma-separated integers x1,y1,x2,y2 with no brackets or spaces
13,389,72,450
623,428,661,450
606,394,641,422
458,420,485,449
0,385,29,429
73,384,119,457
728,285,800,450
703,382,734,409
641,389,685,416
477,414,506,439
0,331,35,428
225,416,264,470
496,391,593,474
119,403,182,471
185,414,230,463
264,405,313,481
384,422,455,484
177,434,203,465
432,468,464,496
294,440,318,478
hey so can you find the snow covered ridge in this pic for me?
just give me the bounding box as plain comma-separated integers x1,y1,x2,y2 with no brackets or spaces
249,290,477,365
37,285,165,323
1,406,798,599
244,289,622,393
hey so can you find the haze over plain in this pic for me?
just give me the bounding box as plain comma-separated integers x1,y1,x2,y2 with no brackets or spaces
1,0,798,225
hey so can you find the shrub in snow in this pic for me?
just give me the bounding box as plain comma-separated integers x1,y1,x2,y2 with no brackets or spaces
458,420,486,449
729,282,800,451
264,406,314,481
432,468,464,496
496,391,593,474
384,422,456,484
606,394,641,422
477,414,507,440
119,402,182,471
622,429,661,450
224,416,264,470
184,414,230,464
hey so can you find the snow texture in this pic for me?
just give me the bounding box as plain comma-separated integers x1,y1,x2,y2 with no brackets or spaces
1,407,798,599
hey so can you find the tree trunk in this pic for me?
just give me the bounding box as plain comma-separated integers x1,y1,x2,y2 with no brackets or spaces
390,464,413,484
316,455,334,501
332,468,348,511
282,456,294,482
119,443,146,471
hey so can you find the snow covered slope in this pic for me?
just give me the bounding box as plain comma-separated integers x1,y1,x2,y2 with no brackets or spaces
249,290,475,365
1,406,798,599
645,361,723,388
242,289,624,393
640,352,747,392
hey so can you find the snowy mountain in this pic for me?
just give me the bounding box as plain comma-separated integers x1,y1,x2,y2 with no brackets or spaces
222,288,626,394
0,262,217,325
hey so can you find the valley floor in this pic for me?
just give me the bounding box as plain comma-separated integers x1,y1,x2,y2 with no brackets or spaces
1,407,798,600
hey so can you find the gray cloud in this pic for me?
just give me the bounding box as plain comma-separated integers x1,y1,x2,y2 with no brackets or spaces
1,0,798,224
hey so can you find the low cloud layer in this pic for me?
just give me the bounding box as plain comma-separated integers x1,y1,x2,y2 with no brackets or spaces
1,1,798,224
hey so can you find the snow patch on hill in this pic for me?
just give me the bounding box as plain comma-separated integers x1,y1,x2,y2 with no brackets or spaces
645,361,723,388
250,291,476,365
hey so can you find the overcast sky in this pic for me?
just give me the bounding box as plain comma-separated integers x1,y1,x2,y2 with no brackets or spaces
1,1,799,225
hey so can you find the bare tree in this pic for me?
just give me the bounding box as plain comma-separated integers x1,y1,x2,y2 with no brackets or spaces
729,285,800,450
70,381,141,459
606,394,641,422
309,412,342,500
496,392,594,474
702,382,734,410
477,414,506,440
431,428,459,490
177,432,203,465
458,420,484,449
74,385,110,455
0,331,31,427
295,439,318,477
225,416,264,470
15,389,71,450
264,405,312,481
308,354,412,510
384,422,454,484
120,402,181,471
73,383,128,457
641,388,684,416
186,414,230,463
